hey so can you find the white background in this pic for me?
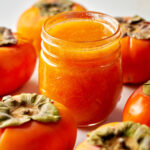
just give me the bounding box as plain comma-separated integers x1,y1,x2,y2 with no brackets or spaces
0,0,150,148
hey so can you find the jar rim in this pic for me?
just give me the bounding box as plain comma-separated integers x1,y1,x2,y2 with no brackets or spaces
42,11,121,47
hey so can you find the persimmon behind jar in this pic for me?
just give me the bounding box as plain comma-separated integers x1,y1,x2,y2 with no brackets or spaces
39,11,122,126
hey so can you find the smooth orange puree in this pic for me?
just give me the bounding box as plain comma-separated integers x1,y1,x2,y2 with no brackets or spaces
39,18,122,126
48,20,113,42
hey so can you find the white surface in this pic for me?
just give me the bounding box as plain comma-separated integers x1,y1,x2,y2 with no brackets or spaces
0,0,150,148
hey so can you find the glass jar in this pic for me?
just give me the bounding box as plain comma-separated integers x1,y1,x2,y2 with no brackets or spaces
39,11,122,126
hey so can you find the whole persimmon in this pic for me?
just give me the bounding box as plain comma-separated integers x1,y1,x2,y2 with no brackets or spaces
116,16,150,84
0,93,77,150
17,0,86,54
123,81,150,126
76,121,150,150
0,27,36,96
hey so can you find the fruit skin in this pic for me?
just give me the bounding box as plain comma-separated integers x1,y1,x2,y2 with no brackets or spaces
123,84,150,126
75,122,119,150
17,1,86,55
0,34,36,96
121,33,150,84
0,102,77,150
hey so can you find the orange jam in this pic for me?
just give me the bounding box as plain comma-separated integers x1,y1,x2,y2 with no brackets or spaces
48,20,113,42
39,12,122,126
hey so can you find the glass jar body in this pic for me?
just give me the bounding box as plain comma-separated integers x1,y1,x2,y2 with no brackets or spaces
39,11,122,126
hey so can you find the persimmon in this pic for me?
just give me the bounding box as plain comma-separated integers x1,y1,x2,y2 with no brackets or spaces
76,121,150,150
0,27,36,96
0,93,77,150
123,81,150,126
17,0,86,54
116,16,150,84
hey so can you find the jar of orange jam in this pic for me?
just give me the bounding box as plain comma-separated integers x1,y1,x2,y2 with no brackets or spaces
39,11,122,126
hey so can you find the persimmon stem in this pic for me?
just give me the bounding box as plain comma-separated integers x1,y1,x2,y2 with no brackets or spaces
143,81,150,96
0,93,60,128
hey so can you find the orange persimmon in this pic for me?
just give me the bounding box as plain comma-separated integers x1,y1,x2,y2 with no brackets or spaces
121,37,150,84
76,122,119,150
0,93,77,150
17,0,86,54
116,16,150,84
123,81,150,126
76,121,150,150
0,27,36,96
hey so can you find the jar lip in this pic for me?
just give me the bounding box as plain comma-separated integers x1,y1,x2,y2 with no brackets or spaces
42,11,121,45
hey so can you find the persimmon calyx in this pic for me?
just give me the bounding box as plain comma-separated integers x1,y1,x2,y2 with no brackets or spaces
0,93,60,128
0,27,17,46
87,122,150,150
143,81,150,96
34,0,73,17
116,15,150,39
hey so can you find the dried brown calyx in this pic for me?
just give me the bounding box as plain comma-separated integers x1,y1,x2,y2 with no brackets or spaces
0,93,60,128
88,122,150,150
143,81,150,96
116,15,150,39
34,0,73,17
0,27,17,46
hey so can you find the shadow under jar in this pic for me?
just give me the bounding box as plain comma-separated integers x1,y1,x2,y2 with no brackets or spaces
39,11,122,127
